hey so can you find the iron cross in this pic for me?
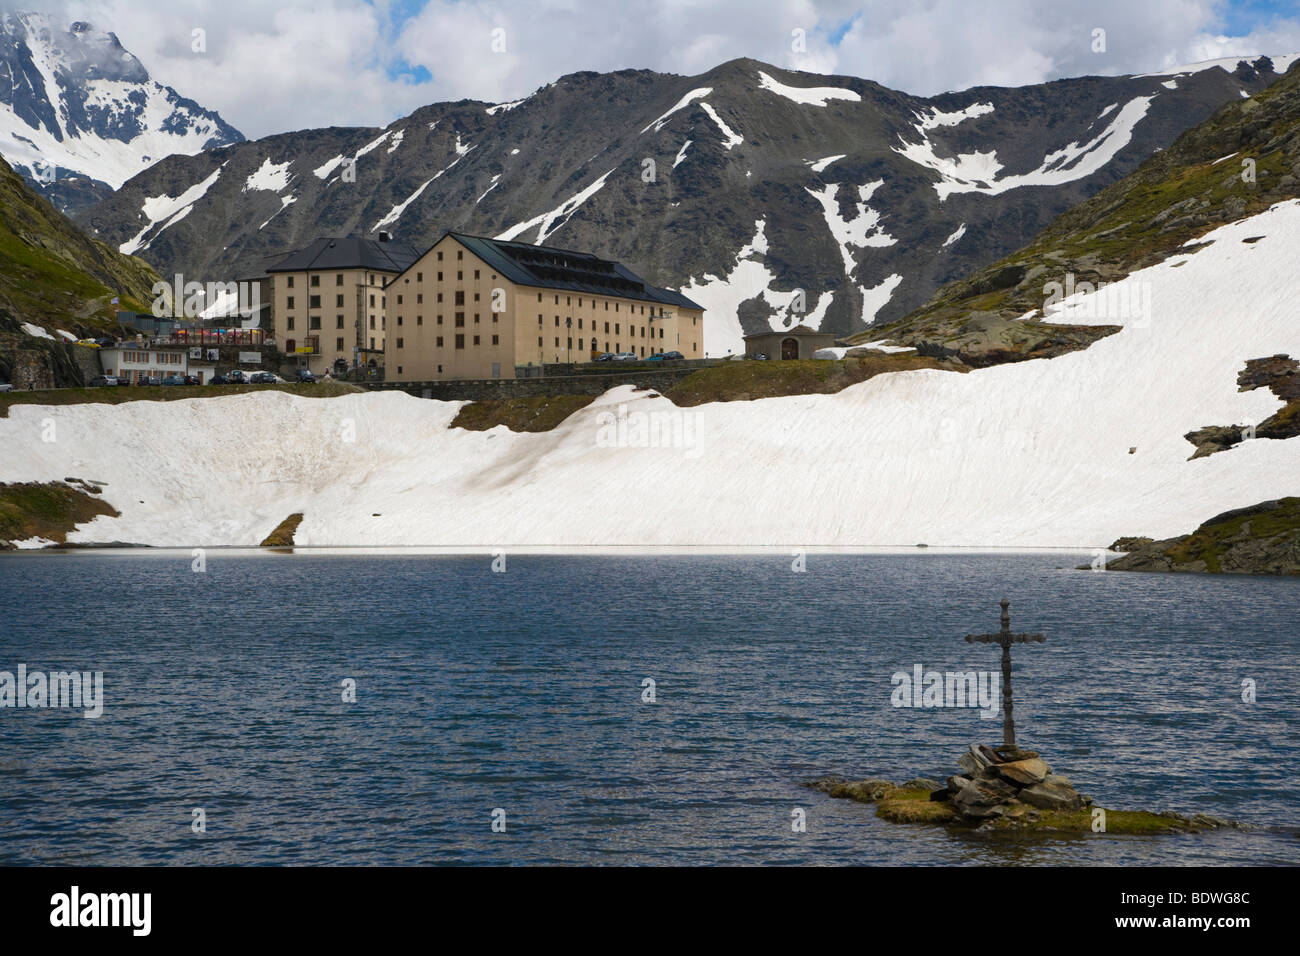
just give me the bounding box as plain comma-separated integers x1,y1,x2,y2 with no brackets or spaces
964,599,1046,748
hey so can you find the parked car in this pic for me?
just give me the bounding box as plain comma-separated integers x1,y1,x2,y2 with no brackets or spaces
137,376,160,386
225,370,247,384
116,376,132,385
249,371,277,384
612,352,638,362
594,352,616,362
183,375,201,386
95,337,115,348
75,339,101,349
0,382,13,392
87,375,118,387
660,350,684,361
160,375,187,386
208,374,230,385
295,368,315,383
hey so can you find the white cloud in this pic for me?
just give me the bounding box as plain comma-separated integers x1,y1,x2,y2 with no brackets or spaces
26,0,1300,139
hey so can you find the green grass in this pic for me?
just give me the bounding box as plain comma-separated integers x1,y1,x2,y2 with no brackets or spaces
664,355,963,407
0,481,119,547
0,381,363,418
449,394,597,432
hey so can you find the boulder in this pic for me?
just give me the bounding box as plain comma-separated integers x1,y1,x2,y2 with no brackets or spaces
952,777,1019,819
1018,774,1084,811
994,757,1050,786
902,777,942,792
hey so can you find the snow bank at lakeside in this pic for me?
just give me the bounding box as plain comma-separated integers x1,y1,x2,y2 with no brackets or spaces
4,201,1300,549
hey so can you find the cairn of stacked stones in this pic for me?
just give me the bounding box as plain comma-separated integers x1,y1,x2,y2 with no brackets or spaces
931,743,1089,821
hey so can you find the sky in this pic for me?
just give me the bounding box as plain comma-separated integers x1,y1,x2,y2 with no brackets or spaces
17,0,1300,139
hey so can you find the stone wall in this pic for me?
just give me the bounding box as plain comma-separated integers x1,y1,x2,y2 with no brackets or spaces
368,366,702,402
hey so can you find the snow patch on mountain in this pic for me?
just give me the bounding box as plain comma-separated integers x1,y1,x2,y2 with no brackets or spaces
942,223,967,247
495,168,614,243
642,87,712,133
243,157,293,193
700,102,742,149
897,95,1155,200
915,102,994,130
756,70,860,107
120,164,224,255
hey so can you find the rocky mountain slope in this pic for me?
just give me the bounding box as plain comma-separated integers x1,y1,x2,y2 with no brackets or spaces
858,60,1300,365
0,154,159,387
0,11,243,216
78,54,1292,355
1104,498,1300,575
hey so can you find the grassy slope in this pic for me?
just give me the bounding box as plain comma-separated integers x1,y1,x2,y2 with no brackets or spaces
0,381,363,418
0,157,159,331
1108,497,1300,574
854,63,1300,359
0,481,119,548
450,395,597,432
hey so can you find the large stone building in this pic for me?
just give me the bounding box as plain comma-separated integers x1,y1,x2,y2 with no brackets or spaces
266,236,420,375
385,233,705,381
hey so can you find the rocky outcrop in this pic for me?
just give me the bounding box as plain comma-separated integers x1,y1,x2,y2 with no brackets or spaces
1103,497,1300,575
808,741,1239,833
1184,355,1300,458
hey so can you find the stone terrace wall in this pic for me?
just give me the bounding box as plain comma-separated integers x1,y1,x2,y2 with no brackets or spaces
368,366,703,402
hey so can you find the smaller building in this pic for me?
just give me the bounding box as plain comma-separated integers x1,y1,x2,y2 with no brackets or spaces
99,344,194,383
743,325,839,360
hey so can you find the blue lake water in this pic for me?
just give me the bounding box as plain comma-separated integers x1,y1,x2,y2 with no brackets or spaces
0,550,1296,866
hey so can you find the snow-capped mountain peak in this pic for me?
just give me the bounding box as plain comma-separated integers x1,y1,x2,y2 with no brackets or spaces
0,10,243,212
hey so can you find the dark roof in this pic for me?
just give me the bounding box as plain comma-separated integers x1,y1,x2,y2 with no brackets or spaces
266,236,422,274
391,232,704,312
743,324,834,338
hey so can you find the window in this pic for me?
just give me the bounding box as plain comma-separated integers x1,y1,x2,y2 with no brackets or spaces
437,336,444,347
287,317,295,330
473,292,480,302
437,315,443,325
538,314,543,325
287,296,295,309
455,334,464,349
566,296,571,305
554,316,560,327
336,295,344,307
538,336,543,347
473,335,480,346
455,312,465,327
397,366,402,374
310,316,321,330
437,292,443,303
310,295,320,308
286,276,294,288
337,315,344,329
474,269,480,279
457,250,463,260
491,334,499,345
604,322,609,333
416,294,423,304
397,316,403,326
417,272,423,282
370,337,376,349
538,292,542,302
369,294,375,307
336,274,343,286
311,275,320,287
554,295,559,304
417,316,423,325
369,316,376,329
396,338,404,349
554,337,559,347
474,313,480,324
455,291,465,306
397,295,403,305
437,251,443,261
437,271,443,281
336,337,344,351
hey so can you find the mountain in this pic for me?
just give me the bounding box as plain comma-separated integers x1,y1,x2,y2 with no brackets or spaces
0,11,244,216
858,58,1300,364
78,54,1293,354
0,153,159,387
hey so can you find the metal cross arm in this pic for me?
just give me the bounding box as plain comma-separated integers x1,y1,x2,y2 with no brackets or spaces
964,598,1046,748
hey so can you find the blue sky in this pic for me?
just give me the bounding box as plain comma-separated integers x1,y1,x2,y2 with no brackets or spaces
47,0,1300,138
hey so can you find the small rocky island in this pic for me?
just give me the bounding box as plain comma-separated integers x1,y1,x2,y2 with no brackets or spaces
809,743,1238,834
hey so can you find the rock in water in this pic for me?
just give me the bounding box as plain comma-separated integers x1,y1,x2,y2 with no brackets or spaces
1018,775,1086,811
994,757,1050,786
